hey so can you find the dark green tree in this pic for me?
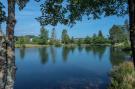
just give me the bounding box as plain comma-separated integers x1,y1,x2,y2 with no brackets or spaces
19,37,25,45
51,28,56,40
92,34,97,44
70,36,75,44
61,29,70,44
98,30,104,38
50,28,56,45
109,25,126,45
84,36,91,44
39,26,49,45
77,38,83,46
97,30,106,44
123,19,130,47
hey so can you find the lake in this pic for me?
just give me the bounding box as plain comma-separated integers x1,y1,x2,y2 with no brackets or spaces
13,46,130,89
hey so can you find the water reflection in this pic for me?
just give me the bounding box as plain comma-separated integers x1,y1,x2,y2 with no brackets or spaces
50,46,56,64
62,47,71,62
38,47,49,64
19,48,26,60
35,46,130,64
93,46,106,60
15,46,131,89
70,46,76,53
84,46,106,60
78,46,84,53
18,46,130,66
110,47,130,66
84,46,92,53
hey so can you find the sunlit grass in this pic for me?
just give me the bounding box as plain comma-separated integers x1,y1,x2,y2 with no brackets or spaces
109,62,135,89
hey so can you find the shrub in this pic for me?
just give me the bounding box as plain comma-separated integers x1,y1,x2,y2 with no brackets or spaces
109,62,135,89
55,41,62,47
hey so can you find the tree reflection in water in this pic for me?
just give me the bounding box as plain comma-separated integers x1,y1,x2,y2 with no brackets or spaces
20,48,26,60
84,46,106,61
110,47,130,66
93,46,106,60
70,46,76,53
62,46,71,62
78,46,84,53
62,46,77,62
38,47,49,64
50,46,56,64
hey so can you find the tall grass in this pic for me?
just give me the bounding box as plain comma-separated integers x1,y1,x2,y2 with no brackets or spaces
109,62,135,89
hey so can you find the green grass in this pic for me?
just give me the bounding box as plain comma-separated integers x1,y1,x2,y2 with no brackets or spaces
15,44,49,48
109,62,135,89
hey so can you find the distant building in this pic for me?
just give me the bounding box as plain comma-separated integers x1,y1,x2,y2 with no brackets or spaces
30,38,33,42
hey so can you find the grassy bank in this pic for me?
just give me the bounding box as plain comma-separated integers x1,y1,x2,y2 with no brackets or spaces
15,44,50,48
109,62,135,89
15,43,111,48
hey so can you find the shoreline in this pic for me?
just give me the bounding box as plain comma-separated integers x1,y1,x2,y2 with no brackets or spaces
15,44,50,48
15,43,111,48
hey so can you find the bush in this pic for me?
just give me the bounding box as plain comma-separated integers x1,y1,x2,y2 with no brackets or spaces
109,62,135,89
55,41,62,47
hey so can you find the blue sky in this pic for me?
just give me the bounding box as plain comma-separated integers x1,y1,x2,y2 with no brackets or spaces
1,0,128,39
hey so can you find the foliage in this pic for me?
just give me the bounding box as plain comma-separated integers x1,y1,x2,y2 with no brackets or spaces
54,40,62,47
15,36,29,48
0,1,6,23
39,26,49,45
16,36,29,44
36,0,128,26
70,36,75,44
97,30,107,44
98,30,104,38
32,37,40,44
91,31,108,44
16,0,29,10
109,62,135,89
61,29,70,44
84,36,91,44
77,38,84,46
15,29,111,46
50,28,57,45
109,25,127,45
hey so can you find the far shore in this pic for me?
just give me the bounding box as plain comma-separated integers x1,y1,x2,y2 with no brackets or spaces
15,44,50,48
15,43,111,48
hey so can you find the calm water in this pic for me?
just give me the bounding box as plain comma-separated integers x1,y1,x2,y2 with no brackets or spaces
14,46,130,89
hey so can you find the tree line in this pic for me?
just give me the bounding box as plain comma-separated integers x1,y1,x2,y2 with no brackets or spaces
16,19,130,48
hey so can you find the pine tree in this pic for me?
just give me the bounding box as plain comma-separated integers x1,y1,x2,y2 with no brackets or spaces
62,29,70,44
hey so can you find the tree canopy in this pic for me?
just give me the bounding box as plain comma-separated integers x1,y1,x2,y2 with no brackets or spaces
0,1,6,23
109,25,127,44
39,26,49,44
36,0,128,26
62,29,70,44
16,0,29,10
